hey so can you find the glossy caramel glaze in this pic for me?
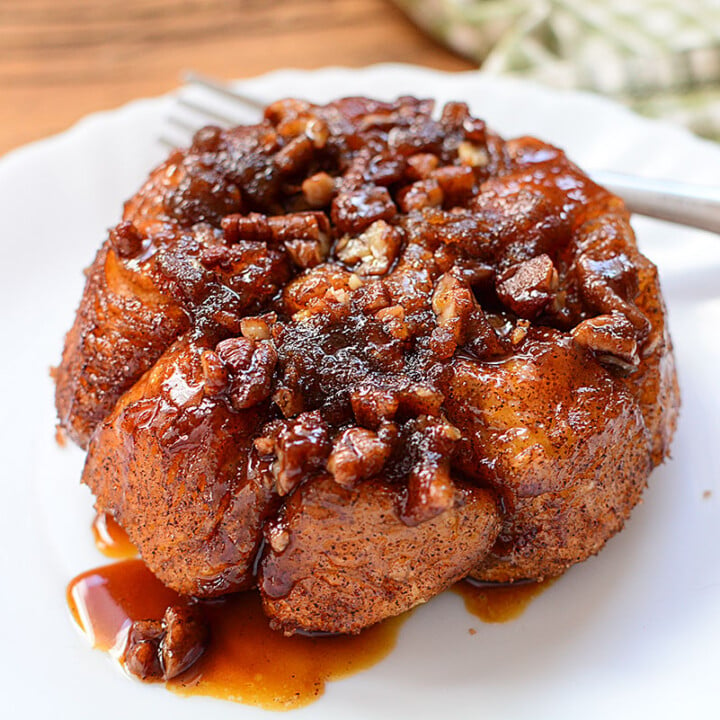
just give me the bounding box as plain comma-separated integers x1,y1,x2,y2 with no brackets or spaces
92,512,138,559
58,96,679,636
453,578,555,623
67,559,404,710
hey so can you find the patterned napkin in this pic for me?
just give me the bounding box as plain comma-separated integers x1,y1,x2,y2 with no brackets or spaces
394,0,720,141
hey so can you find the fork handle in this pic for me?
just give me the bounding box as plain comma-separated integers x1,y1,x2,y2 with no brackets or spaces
591,170,720,235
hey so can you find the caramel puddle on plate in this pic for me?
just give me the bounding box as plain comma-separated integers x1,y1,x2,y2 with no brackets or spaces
67,559,406,710
92,512,138,560
452,577,555,623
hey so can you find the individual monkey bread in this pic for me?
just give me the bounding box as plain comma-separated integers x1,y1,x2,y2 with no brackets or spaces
56,95,679,636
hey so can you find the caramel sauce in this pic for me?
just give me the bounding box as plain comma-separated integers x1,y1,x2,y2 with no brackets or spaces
91,512,138,559
67,559,404,710
452,577,555,623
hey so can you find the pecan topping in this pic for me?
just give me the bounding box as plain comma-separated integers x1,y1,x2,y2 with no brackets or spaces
200,349,229,396
215,337,278,410
109,221,143,259
302,171,336,208
336,220,402,276
331,185,397,235
496,254,559,318
406,153,439,180
431,272,508,359
327,424,397,488
431,165,475,206
124,603,208,681
457,141,489,168
401,416,461,526
572,312,640,372
270,412,331,496
397,178,444,212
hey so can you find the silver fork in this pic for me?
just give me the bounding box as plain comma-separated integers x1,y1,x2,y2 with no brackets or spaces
163,71,720,235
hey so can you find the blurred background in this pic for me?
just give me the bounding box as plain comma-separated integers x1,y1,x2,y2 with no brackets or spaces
3,0,720,156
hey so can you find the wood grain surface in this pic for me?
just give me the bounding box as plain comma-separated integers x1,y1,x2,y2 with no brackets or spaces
0,0,472,156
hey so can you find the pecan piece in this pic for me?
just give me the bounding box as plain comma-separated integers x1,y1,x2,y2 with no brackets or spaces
431,272,507,359
240,313,275,341
336,220,402,276
327,424,397,489
457,141,489,168
496,254,559,318
302,171,336,208
331,185,397,235
124,604,208,681
271,411,331,496
431,165,475,206
572,312,640,372
350,384,400,429
109,221,143,259
406,153,439,180
397,178,444,212
215,337,278,410
401,416,461,526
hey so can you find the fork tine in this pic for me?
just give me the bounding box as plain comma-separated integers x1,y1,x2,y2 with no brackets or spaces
166,114,205,134
160,70,266,151
176,96,240,127
182,70,266,110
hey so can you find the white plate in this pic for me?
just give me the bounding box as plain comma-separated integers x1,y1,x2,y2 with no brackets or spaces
1,64,719,720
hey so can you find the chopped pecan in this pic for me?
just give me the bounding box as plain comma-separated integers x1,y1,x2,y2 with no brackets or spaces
432,273,475,344
109,221,143,259
350,384,400,429
336,220,402,276
200,349,229,396
264,98,312,126
511,319,531,346
274,135,314,176
222,210,329,247
406,153,440,180
572,312,640,372
266,520,290,553
431,272,506,359
240,313,275,341
576,252,649,339
431,165,475,205
191,125,223,153
285,233,330,270
215,337,278,410
161,604,209,680
457,141,489,168
304,117,330,149
375,304,410,341
397,383,445,418
302,171,336,208
271,411,331,496
124,619,164,680
397,179,444,212
198,244,231,269
496,254,559,318
400,416,461,526
354,280,391,314
331,185,397,235
124,604,208,681
283,264,354,318
366,152,406,186
327,424,397,488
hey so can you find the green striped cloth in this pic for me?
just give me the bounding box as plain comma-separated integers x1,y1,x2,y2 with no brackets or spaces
394,0,720,141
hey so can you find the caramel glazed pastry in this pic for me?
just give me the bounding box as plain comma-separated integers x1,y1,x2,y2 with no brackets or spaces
56,96,679,637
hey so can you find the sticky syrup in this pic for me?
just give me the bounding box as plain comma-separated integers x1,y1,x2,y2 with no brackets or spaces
67,559,405,710
452,577,554,623
91,512,138,559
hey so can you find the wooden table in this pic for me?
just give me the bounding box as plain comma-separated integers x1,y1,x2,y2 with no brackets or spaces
0,0,472,156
